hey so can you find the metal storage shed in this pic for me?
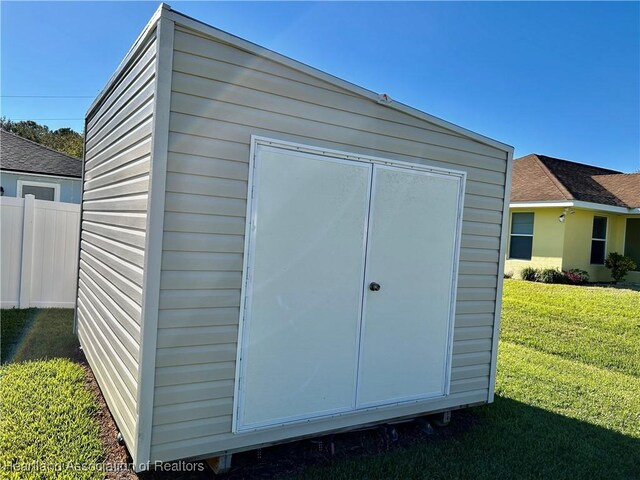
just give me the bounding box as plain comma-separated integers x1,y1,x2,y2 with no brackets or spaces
75,3,514,470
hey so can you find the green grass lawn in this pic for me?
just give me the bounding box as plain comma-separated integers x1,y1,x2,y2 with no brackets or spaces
501,281,640,377
0,359,103,480
293,280,640,479
0,309,103,479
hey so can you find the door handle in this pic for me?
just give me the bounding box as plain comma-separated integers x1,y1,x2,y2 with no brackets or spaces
369,282,381,292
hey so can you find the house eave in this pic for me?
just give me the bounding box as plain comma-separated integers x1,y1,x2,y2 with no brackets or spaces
509,200,640,215
0,168,82,180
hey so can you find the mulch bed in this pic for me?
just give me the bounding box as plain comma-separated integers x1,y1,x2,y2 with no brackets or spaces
77,346,480,479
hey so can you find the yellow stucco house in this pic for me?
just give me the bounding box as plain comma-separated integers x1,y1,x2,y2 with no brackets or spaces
505,154,640,283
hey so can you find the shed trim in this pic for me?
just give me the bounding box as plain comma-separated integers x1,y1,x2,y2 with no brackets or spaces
230,136,259,435
135,15,175,466
247,136,470,177
488,149,513,402
73,117,89,334
86,3,169,119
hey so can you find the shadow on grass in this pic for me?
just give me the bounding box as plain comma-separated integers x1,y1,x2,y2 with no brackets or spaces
425,396,640,480
587,282,640,292
0,308,78,363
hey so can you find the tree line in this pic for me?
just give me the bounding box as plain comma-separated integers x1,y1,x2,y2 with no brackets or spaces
1,117,83,159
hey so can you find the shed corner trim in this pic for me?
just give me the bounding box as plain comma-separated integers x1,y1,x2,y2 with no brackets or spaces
134,13,175,466
488,149,514,402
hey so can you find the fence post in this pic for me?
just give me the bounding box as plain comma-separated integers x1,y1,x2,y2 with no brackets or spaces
19,194,36,309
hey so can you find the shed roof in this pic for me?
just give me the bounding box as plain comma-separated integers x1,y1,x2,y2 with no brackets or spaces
511,154,639,209
0,130,82,178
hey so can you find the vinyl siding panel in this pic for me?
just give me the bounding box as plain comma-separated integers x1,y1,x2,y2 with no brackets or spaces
79,248,143,306
82,211,148,230
168,110,507,186
157,307,239,328
169,85,506,166
77,31,157,457
151,24,507,461
84,137,152,182
455,313,496,328
82,221,146,249
154,398,233,426
155,362,236,387
170,30,480,139
78,272,140,359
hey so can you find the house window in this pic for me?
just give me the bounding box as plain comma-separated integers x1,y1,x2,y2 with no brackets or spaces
17,180,60,202
509,212,534,260
624,218,640,271
590,216,607,264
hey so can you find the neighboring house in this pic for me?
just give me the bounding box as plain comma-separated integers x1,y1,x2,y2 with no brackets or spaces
0,129,82,203
505,154,640,283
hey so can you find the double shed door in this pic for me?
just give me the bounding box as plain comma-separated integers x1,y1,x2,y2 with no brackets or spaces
234,141,464,432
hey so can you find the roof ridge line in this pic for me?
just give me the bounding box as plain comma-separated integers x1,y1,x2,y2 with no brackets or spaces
592,172,639,178
1,128,81,161
533,155,573,200
536,154,622,174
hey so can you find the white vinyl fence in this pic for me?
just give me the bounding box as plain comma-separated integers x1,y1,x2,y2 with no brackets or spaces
1,195,80,308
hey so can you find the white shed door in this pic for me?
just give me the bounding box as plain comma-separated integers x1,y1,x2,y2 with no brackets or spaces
236,142,462,432
356,166,461,406
238,146,371,429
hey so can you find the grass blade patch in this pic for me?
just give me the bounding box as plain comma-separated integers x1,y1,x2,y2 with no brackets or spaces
0,359,103,479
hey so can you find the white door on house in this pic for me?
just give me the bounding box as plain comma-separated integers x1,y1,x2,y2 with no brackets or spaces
236,142,463,432
356,165,461,407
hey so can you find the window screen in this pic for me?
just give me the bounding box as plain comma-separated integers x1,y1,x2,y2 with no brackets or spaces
22,185,55,201
590,216,607,264
509,212,534,260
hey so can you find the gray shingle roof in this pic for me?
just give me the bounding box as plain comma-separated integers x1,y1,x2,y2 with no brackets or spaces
511,154,639,209
0,129,82,178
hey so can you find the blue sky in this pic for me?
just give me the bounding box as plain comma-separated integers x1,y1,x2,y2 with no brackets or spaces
1,2,638,171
